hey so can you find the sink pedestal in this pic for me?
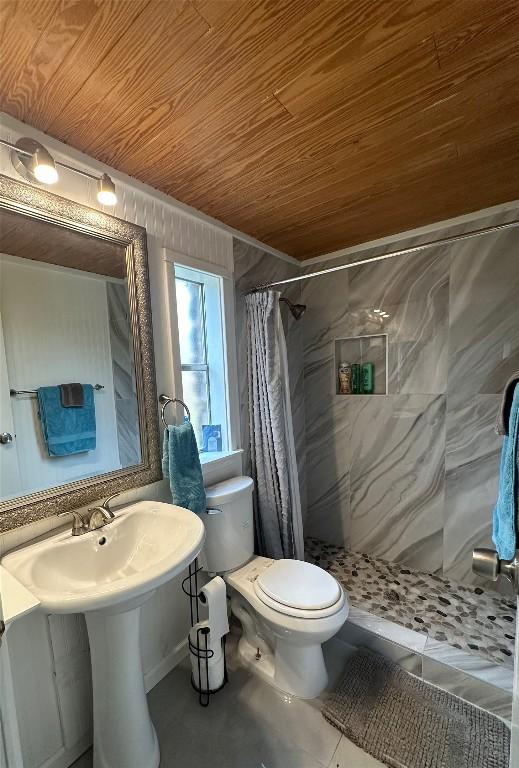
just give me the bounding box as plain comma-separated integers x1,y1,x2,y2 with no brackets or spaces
86,601,159,768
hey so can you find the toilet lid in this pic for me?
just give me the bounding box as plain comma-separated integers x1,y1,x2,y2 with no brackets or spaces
256,560,341,610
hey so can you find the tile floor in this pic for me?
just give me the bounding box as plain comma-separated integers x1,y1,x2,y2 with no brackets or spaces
71,635,383,768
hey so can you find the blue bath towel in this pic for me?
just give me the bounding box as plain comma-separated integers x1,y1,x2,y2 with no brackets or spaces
162,422,206,514
37,385,96,457
492,381,519,560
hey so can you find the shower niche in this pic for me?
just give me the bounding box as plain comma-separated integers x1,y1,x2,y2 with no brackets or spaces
335,334,388,395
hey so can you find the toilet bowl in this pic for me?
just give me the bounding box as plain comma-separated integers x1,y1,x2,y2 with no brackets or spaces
227,556,348,698
200,476,348,699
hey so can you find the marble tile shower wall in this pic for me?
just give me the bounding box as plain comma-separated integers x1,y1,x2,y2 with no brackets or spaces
233,239,307,518
302,216,519,592
106,282,141,467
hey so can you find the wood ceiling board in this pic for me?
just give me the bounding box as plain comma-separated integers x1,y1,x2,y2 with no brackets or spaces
266,137,519,257
191,0,250,30
1,0,518,259
0,1,59,101
58,3,213,168
93,0,322,175
44,1,196,146
109,0,427,183
27,0,150,129
434,2,519,66
2,0,102,121
0,208,126,278
197,59,519,224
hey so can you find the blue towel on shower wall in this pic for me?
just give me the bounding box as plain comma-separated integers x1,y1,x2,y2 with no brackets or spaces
492,381,519,560
162,422,206,514
37,385,96,457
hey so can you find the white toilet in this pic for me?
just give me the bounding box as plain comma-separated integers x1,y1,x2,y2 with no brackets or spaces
200,476,348,699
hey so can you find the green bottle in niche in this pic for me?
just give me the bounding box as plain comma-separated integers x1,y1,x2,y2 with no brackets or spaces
362,363,374,394
351,364,361,394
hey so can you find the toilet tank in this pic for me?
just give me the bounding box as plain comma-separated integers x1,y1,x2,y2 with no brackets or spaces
201,476,254,574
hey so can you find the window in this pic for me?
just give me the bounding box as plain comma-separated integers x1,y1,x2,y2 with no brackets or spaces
174,264,229,454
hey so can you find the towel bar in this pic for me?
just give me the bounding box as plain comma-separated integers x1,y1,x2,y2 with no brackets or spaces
159,394,191,428
10,384,104,396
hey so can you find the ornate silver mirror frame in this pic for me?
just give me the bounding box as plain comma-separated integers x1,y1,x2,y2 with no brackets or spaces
0,174,161,533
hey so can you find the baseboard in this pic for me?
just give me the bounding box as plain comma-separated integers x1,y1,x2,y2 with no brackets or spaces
144,638,189,693
38,734,91,768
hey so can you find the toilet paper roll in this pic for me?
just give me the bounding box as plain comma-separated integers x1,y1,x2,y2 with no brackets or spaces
189,620,225,692
198,576,229,646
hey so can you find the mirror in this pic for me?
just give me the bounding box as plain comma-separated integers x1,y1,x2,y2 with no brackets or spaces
0,175,161,532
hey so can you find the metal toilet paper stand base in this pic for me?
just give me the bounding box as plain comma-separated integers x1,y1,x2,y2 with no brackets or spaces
182,559,228,707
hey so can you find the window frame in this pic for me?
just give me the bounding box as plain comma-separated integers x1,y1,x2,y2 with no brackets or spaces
163,249,241,465
175,274,212,431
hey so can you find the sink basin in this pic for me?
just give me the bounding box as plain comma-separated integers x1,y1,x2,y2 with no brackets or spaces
1,499,205,768
2,500,205,614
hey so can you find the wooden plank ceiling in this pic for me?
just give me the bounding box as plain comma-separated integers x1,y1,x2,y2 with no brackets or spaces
1,0,519,260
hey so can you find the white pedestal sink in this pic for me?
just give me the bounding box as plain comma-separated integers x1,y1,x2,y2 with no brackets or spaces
1,500,205,768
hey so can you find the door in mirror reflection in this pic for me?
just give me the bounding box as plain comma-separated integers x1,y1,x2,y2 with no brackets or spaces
0,208,141,503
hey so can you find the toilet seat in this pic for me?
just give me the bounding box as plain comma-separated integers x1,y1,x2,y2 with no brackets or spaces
253,559,345,619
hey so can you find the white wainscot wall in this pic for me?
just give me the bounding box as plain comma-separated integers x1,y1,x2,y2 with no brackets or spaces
0,114,242,768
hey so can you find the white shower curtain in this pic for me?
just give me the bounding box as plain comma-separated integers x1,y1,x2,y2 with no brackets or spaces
246,290,304,560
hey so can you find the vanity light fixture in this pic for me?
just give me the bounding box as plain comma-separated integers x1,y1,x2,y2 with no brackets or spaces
8,137,58,185
97,173,117,206
31,145,59,184
3,136,117,206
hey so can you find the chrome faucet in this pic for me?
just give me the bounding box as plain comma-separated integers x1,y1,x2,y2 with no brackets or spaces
59,492,122,536
87,492,120,531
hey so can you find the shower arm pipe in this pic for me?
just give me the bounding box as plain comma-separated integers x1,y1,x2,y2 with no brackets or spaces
247,219,519,293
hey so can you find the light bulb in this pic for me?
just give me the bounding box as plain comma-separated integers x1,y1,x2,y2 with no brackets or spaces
32,147,58,184
97,173,117,206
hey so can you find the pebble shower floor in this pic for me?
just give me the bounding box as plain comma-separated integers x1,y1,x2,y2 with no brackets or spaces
305,538,516,667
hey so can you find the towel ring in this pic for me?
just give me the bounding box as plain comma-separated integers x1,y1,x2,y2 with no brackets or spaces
159,394,191,428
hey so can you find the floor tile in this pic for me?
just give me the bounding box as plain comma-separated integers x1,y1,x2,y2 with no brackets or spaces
69,634,376,768
328,735,387,768
422,656,512,723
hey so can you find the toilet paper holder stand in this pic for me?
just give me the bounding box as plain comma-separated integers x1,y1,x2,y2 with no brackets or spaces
182,559,228,707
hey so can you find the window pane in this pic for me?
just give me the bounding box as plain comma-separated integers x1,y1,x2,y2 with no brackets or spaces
175,278,206,365
181,369,209,448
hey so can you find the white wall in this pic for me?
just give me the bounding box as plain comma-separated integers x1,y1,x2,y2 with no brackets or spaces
1,256,120,499
0,114,243,768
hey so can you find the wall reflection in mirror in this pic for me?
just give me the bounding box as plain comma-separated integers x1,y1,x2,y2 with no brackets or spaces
0,207,141,503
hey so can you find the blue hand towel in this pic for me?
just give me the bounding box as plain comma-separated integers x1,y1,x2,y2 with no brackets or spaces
37,385,96,457
162,422,206,514
492,381,519,560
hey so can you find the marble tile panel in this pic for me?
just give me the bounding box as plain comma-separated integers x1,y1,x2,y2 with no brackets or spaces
338,619,425,670
348,394,446,572
343,606,428,655
443,393,507,591
304,395,350,544
422,656,513,723
106,281,136,400
347,249,450,395
423,638,514,693
301,270,350,365
448,228,519,395
114,396,141,467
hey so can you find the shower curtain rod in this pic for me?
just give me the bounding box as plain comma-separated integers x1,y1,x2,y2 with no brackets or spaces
248,219,519,293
